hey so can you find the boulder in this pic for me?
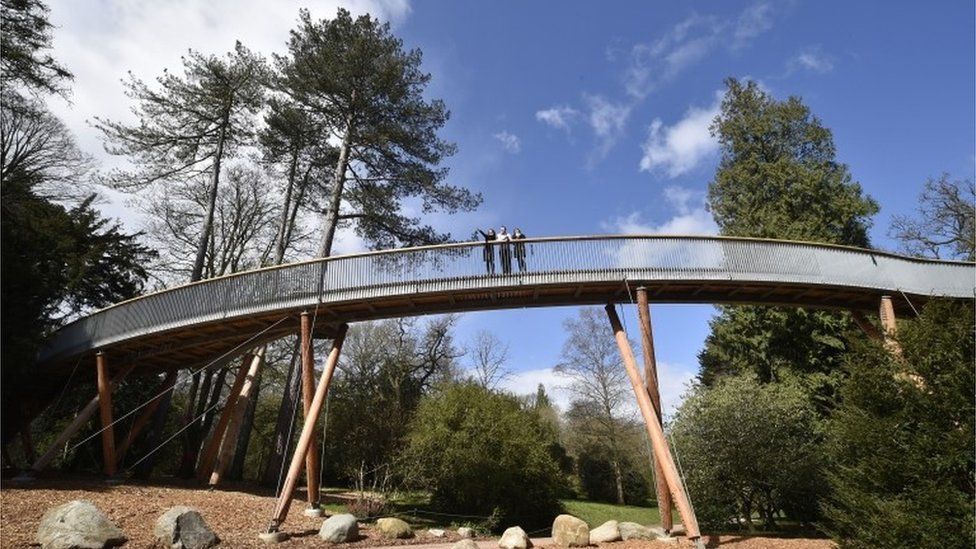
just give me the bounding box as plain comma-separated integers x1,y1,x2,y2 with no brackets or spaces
153,506,219,549
589,520,621,543
618,522,654,541
457,527,476,539
319,514,359,543
453,540,480,549
428,528,447,538
551,515,589,547
36,500,127,549
498,526,532,549
376,517,413,539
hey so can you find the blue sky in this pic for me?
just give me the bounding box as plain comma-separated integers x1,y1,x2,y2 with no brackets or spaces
46,1,975,414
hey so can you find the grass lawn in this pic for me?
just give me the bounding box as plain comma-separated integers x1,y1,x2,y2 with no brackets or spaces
560,500,676,527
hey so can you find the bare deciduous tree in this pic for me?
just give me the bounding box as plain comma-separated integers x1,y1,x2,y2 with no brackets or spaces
466,329,511,389
555,307,631,504
889,174,975,261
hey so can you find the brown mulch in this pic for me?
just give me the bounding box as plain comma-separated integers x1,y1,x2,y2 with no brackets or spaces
0,477,834,549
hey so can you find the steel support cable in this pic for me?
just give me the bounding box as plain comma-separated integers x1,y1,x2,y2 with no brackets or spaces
64,315,292,455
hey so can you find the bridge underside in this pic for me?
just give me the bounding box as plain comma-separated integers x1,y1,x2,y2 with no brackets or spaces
39,277,926,380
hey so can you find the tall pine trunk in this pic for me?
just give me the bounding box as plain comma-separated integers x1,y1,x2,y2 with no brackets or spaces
139,109,231,479
317,112,354,258
227,365,262,480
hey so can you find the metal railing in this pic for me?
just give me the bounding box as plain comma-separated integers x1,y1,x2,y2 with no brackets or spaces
37,235,975,364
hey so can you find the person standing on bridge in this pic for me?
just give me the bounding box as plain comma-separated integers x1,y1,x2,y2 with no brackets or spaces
497,226,513,274
477,228,497,274
513,228,528,272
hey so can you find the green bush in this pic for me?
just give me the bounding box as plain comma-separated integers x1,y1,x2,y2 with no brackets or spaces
404,383,565,529
822,300,974,548
670,374,823,531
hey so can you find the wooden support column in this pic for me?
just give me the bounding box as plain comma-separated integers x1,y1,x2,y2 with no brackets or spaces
267,324,348,534
117,370,178,464
196,354,253,481
635,287,673,532
95,352,117,476
605,305,701,544
299,311,321,507
30,363,136,473
208,349,264,487
878,295,903,356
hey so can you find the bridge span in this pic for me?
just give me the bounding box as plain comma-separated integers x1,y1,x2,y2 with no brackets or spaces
38,234,974,376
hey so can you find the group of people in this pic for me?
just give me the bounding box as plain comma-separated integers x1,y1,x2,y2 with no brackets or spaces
477,226,528,274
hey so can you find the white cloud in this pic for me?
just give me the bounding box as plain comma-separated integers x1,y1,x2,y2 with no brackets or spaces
624,14,722,99
605,185,718,236
493,130,521,153
535,106,580,132
45,0,411,170
584,94,631,165
639,93,721,178
788,47,835,74
498,367,572,412
732,2,774,50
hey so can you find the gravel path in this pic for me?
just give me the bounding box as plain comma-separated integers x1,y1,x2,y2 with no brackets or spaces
0,478,834,549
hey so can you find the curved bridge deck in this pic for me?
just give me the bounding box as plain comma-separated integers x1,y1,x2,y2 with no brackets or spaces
38,235,975,376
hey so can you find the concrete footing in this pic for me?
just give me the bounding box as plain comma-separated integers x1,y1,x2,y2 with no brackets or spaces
303,507,323,518
258,531,289,544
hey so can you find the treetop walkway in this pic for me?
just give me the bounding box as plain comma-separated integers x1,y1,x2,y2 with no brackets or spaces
37,234,975,376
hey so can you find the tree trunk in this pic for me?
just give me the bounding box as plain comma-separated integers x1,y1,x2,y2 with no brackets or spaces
262,338,302,485
611,457,625,505
198,366,230,444
191,109,230,282
272,149,299,265
177,368,215,477
227,365,262,480
133,389,173,479
317,113,354,258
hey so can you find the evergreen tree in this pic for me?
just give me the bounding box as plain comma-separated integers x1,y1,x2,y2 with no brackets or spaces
0,0,72,99
699,78,879,411
823,300,974,548
277,8,481,257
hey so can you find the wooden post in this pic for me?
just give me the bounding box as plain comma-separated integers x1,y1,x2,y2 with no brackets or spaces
95,352,117,476
196,354,253,481
635,287,673,532
117,370,177,464
267,324,348,533
878,295,903,355
300,311,321,507
208,349,264,487
30,363,136,473
605,305,701,543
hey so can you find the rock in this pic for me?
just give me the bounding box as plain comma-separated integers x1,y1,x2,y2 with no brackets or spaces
498,526,532,549
453,540,480,549
376,517,413,539
428,528,447,538
258,531,288,544
552,515,589,547
37,500,127,549
319,514,359,543
618,522,654,541
154,506,219,549
457,527,475,539
589,520,621,543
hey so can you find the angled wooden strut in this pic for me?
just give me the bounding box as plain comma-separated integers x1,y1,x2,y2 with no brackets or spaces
208,348,265,487
635,287,673,532
267,324,348,534
300,311,321,507
606,304,701,545
116,369,178,465
30,360,137,474
196,353,254,481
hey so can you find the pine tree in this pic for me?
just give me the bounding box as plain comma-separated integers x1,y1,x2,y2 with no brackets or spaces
699,79,878,414
276,8,481,257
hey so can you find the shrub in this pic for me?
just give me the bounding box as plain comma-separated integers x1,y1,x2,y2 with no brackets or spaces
822,300,974,548
670,374,823,531
403,383,565,529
